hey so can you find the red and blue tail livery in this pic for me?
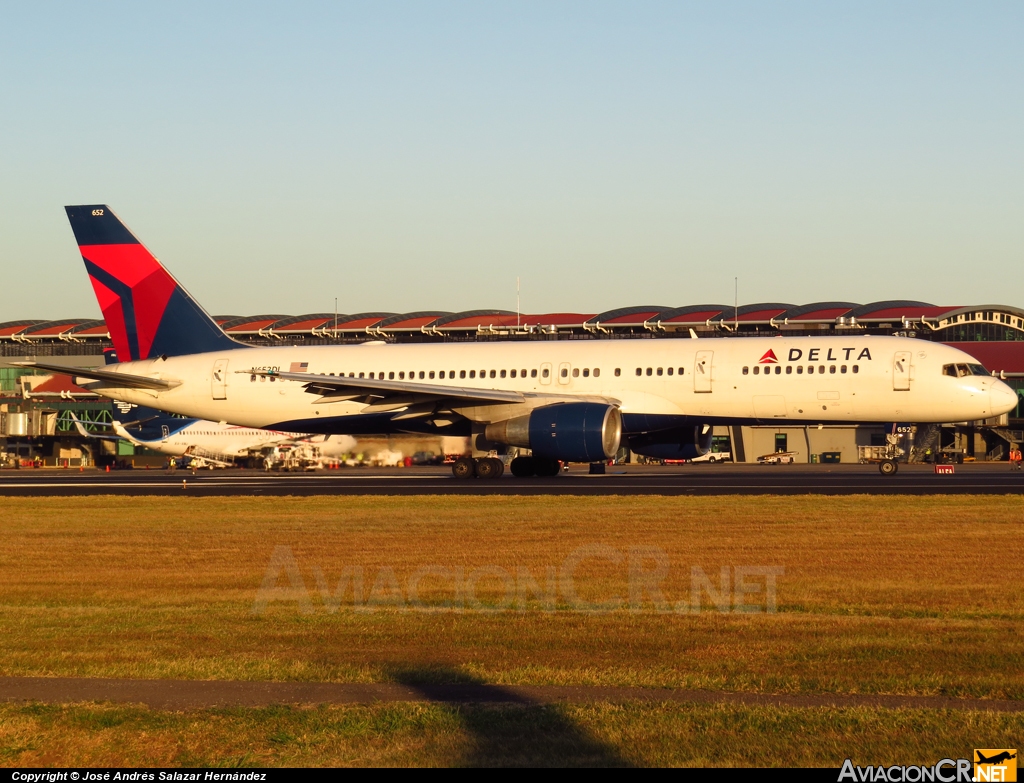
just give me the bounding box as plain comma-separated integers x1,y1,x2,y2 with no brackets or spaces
65,205,242,361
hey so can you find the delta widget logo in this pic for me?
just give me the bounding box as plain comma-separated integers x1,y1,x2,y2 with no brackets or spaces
758,349,779,364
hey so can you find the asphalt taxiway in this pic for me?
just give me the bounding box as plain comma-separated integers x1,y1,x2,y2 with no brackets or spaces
1,463,1022,495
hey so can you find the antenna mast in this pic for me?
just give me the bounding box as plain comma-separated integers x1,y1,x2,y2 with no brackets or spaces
734,277,738,331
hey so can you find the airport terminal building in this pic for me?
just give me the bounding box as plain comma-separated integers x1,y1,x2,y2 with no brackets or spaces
2,300,1023,466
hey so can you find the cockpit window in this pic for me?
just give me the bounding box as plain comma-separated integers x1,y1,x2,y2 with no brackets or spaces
943,363,991,377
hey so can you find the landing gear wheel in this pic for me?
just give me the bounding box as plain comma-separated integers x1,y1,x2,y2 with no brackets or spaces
535,458,562,477
452,457,475,479
474,457,504,479
510,457,536,477
879,459,898,476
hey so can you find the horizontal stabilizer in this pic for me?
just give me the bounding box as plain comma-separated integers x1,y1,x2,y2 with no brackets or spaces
13,361,180,391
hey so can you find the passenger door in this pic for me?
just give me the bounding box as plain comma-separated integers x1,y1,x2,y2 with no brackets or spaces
893,351,911,391
694,351,713,393
212,358,229,400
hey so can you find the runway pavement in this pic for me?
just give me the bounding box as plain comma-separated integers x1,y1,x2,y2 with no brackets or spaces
1,462,1022,495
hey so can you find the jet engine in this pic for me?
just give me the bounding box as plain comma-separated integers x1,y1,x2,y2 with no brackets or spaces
484,402,622,463
627,426,713,460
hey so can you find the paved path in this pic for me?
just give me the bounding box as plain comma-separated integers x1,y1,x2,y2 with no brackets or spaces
0,677,1020,712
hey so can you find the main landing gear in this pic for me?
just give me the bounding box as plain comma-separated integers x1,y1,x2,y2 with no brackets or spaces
451,456,562,479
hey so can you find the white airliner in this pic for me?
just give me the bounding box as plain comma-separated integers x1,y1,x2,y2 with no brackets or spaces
22,205,1018,479
72,401,357,469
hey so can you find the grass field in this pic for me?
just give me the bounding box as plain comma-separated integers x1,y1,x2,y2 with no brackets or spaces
0,495,1022,766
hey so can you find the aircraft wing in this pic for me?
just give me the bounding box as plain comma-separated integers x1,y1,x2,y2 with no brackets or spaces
12,361,180,391
249,369,528,406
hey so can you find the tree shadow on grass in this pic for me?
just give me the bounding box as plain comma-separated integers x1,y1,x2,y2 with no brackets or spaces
387,665,634,768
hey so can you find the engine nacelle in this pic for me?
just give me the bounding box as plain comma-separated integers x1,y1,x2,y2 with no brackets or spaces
627,426,713,460
485,403,622,463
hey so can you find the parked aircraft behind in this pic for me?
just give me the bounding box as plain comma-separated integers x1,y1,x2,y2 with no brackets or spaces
23,205,1019,479
74,405,356,469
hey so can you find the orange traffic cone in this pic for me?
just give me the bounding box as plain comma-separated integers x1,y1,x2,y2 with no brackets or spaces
105,465,110,473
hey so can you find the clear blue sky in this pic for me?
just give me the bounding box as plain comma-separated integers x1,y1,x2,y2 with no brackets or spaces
1,2,1021,320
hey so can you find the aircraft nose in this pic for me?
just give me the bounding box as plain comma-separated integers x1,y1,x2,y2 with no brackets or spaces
990,380,1019,416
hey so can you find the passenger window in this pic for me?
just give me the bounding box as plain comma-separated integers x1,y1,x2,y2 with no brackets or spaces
775,366,781,375
531,369,538,378
429,371,435,379
389,372,394,380
470,370,476,378
853,365,859,374
646,367,652,376
439,371,445,379
819,366,825,374
667,367,673,376
829,365,836,374
656,368,663,376
594,368,600,377
542,368,549,378
490,370,496,378
753,366,759,375
521,369,527,376
510,369,517,378
368,372,374,379
785,366,792,375
359,372,364,378
636,368,642,376
572,368,579,377
582,368,589,377
840,365,847,374
500,369,507,378
419,371,425,379
460,370,466,379
797,366,803,374
615,368,621,376
742,367,749,375
560,368,568,378
399,371,405,379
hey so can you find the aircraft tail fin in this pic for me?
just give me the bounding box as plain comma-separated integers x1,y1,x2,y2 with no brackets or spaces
65,205,243,362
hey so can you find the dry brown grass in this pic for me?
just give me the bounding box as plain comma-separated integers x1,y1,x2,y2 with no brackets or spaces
0,496,1021,698
0,701,1021,767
